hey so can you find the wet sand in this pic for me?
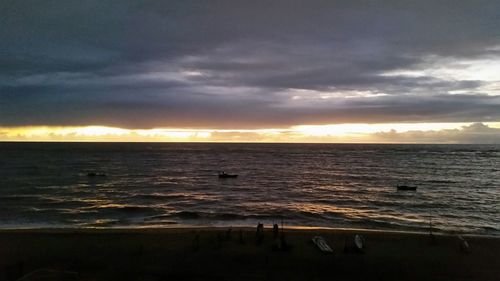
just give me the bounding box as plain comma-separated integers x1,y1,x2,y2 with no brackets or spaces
1,227,499,281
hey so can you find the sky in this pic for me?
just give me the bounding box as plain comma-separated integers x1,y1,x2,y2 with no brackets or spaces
1,0,500,143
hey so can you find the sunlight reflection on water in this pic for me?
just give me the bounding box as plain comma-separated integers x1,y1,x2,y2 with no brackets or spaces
0,143,499,235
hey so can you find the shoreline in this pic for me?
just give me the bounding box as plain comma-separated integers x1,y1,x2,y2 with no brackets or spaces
1,226,499,239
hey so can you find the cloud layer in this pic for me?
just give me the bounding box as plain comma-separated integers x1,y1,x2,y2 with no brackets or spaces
1,1,500,129
372,123,500,144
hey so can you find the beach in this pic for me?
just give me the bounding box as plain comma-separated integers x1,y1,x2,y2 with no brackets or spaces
1,227,499,281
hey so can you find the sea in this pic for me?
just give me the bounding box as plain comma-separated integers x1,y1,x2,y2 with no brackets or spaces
0,142,498,235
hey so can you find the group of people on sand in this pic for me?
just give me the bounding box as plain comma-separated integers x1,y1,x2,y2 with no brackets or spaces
256,222,290,251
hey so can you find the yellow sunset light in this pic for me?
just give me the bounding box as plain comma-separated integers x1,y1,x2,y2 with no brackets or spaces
1,122,499,142
291,123,476,137
70,126,129,136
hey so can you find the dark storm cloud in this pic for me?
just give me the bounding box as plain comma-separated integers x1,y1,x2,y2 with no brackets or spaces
1,0,500,128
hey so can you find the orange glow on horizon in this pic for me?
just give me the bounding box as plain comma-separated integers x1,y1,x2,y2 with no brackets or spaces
0,123,499,143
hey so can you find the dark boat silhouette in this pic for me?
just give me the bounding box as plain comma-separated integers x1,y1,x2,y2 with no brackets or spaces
87,172,106,177
218,172,238,179
397,185,417,191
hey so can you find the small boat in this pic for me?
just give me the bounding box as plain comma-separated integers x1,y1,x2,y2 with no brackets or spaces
312,236,333,253
354,234,365,252
397,185,417,191
87,172,106,177
218,172,238,178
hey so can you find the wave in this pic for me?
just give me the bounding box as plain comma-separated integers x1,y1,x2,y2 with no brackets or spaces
170,211,250,221
1,143,499,236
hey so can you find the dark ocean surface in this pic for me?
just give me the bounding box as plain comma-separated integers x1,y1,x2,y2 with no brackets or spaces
0,143,498,235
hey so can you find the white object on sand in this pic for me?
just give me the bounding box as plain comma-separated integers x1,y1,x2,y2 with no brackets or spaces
458,235,470,252
354,234,365,250
312,236,333,253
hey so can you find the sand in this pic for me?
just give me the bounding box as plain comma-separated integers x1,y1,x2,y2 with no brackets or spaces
1,227,499,281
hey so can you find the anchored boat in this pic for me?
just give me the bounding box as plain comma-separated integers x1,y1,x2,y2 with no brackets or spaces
397,185,417,191
218,172,238,178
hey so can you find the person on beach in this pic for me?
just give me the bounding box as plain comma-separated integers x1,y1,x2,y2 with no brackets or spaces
256,223,264,245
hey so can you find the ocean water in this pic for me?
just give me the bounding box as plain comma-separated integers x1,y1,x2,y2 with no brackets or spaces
0,142,499,235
